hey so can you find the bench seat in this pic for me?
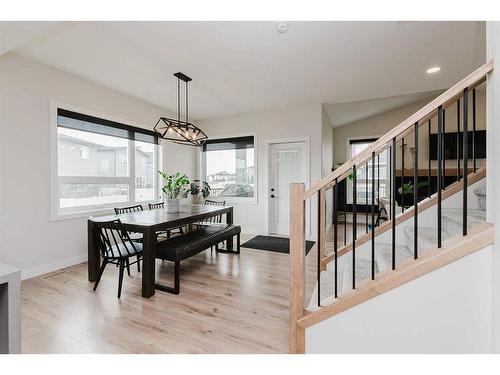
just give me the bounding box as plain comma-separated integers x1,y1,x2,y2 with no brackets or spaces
154,223,241,294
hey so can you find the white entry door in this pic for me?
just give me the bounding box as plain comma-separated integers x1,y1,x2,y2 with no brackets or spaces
269,141,308,235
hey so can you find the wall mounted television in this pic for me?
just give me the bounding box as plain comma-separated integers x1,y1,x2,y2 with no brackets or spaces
428,130,486,160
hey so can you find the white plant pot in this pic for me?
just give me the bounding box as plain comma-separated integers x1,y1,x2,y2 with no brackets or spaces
165,198,180,213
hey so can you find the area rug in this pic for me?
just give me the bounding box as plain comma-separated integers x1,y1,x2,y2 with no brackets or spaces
241,235,315,255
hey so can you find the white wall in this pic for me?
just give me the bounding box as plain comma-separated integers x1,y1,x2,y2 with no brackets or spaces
197,103,323,236
307,245,493,353
0,53,197,278
331,93,487,170
486,21,500,353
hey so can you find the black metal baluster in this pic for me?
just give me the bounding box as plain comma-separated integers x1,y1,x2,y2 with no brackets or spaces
473,88,477,173
389,145,392,220
391,138,397,270
457,99,461,181
437,106,443,248
352,165,357,289
371,152,375,279
428,120,431,198
344,184,347,246
414,123,419,259
377,154,380,226
365,163,369,234
442,108,446,189
317,191,321,307
333,179,338,299
463,88,469,236
401,136,405,213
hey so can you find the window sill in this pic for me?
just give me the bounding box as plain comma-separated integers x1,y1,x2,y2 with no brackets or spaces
50,207,116,222
50,201,158,222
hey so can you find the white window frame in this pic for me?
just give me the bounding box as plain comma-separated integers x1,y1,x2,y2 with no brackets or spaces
199,133,258,205
50,101,159,221
345,136,389,205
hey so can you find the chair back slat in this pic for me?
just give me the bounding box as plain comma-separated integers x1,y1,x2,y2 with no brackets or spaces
204,199,226,223
148,202,164,210
114,204,144,215
94,219,138,259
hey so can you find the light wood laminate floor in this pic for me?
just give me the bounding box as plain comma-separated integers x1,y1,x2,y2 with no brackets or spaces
21,233,323,354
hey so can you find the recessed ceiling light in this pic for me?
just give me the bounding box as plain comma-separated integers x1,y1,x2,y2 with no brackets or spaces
426,66,441,74
276,23,289,34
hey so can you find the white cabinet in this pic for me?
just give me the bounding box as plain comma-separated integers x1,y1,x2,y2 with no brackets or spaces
0,263,21,354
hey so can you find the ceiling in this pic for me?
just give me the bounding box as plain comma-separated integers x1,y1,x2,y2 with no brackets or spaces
324,89,444,128
1,21,486,121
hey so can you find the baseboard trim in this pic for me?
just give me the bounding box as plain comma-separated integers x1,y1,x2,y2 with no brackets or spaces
21,253,87,280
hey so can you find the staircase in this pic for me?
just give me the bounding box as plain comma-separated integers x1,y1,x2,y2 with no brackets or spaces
289,61,495,354
308,201,486,308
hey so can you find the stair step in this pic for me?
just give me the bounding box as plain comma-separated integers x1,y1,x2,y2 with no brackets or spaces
307,266,345,308
474,186,486,210
442,208,486,234
342,258,376,292
374,242,413,272
403,226,450,253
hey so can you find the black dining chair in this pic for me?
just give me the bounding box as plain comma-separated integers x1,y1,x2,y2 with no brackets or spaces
148,202,164,210
148,202,184,240
114,204,143,271
114,204,144,215
92,219,143,298
201,199,226,224
195,199,226,252
194,200,226,226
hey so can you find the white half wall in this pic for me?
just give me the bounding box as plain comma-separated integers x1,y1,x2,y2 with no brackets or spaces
307,244,493,353
486,21,500,353
197,103,323,236
0,53,197,278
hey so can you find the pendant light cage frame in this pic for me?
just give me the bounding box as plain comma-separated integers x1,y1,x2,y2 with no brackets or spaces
154,72,208,147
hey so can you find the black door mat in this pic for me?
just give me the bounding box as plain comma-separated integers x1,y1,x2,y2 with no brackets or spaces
241,235,315,255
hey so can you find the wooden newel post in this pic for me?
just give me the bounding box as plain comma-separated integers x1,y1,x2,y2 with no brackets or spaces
290,183,306,354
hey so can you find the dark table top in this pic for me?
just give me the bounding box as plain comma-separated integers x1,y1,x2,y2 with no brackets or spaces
88,204,233,230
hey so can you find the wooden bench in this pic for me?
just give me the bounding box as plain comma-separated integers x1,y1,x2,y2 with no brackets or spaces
154,223,241,294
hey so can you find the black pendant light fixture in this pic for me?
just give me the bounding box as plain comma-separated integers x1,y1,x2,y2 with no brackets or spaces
154,72,208,147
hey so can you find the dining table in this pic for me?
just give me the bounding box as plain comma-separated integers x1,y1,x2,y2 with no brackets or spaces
88,204,233,298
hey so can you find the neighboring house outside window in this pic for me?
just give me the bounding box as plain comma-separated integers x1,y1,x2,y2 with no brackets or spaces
202,136,256,202
53,107,158,217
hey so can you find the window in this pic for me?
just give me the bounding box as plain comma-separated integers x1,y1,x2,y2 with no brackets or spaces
203,136,255,201
347,138,388,205
54,108,158,216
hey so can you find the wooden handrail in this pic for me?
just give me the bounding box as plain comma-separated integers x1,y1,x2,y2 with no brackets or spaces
304,60,493,199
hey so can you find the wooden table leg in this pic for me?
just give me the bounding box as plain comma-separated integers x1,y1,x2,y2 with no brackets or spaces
87,220,99,282
142,228,155,298
226,207,234,251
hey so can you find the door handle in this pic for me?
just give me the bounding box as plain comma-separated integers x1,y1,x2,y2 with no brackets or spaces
270,194,276,198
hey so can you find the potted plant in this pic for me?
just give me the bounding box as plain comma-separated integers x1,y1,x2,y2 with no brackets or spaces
158,172,190,213
188,180,212,204
397,181,428,208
